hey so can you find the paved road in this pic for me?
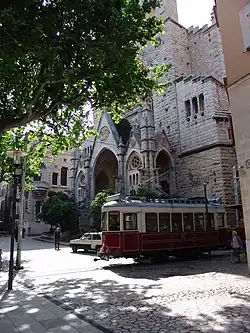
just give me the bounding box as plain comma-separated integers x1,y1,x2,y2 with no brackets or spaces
1,237,250,333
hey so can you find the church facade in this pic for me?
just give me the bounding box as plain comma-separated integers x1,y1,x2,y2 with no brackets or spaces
70,1,237,231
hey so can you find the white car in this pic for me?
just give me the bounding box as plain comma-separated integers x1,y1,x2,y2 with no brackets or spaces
69,232,102,253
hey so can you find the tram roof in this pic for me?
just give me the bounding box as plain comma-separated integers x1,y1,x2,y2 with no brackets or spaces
102,200,224,210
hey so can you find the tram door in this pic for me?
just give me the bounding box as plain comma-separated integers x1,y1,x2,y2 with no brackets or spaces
122,212,140,252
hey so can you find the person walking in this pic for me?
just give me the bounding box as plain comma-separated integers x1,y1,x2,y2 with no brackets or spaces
54,224,61,251
231,231,243,263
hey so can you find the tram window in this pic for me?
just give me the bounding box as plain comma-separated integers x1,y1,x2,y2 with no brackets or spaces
172,213,182,232
183,213,194,231
108,211,120,231
217,213,225,227
194,213,205,231
102,212,107,231
145,213,158,232
123,213,137,230
208,213,215,229
159,213,170,232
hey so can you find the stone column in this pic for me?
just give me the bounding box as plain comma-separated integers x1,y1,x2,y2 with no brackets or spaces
117,137,126,194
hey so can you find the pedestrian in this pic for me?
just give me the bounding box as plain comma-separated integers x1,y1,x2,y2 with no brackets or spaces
231,231,243,263
22,227,26,238
54,224,61,251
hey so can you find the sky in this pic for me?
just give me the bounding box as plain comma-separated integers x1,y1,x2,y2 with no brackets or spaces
177,0,215,28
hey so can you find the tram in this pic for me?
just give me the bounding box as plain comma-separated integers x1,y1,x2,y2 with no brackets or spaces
97,194,243,261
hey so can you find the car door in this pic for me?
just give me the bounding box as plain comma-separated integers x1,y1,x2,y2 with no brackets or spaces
91,234,102,251
82,233,92,250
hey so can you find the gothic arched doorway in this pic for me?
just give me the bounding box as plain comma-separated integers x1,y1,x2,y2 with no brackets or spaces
156,150,173,196
94,149,118,195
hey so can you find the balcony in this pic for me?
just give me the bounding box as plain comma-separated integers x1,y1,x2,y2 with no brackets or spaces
32,181,50,199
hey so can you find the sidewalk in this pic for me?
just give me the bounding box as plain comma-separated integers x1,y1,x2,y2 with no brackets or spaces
0,282,103,333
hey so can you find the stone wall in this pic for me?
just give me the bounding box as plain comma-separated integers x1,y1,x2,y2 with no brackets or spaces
188,24,227,82
25,150,72,235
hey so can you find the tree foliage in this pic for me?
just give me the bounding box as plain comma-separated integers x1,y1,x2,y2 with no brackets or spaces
89,189,113,224
40,191,77,232
0,0,168,135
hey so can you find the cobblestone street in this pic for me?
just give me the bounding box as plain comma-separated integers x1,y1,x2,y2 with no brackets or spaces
1,237,250,333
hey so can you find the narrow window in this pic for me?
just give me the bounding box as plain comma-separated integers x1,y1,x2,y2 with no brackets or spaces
208,213,215,229
159,213,170,232
108,211,120,231
61,167,68,186
185,100,191,117
129,175,132,186
133,174,135,185
172,213,182,232
194,213,205,231
123,213,137,230
102,212,107,231
217,213,225,227
136,173,139,185
52,172,58,185
199,94,205,111
192,97,198,113
35,201,42,217
145,213,158,232
183,213,194,231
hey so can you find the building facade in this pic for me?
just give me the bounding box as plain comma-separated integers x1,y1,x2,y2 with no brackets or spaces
215,0,250,269
71,0,237,230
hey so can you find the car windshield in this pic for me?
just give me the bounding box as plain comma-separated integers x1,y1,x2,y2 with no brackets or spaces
81,234,91,240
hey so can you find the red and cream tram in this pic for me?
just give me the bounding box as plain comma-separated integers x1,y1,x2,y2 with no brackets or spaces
98,194,243,261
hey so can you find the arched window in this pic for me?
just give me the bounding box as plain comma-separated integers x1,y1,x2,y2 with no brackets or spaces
199,94,205,111
192,97,198,114
185,100,191,117
127,153,142,195
77,174,85,201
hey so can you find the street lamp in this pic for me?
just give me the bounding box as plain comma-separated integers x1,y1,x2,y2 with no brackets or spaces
203,181,211,261
6,150,26,290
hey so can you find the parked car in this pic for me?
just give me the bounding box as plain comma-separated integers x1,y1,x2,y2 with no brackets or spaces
69,232,102,253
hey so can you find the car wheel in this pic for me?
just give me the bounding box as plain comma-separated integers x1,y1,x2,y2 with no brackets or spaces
83,248,89,252
72,247,78,253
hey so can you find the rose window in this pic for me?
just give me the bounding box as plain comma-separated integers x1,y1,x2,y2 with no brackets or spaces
131,155,141,169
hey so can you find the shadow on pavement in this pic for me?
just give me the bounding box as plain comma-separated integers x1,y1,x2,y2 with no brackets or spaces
17,274,250,333
102,252,249,280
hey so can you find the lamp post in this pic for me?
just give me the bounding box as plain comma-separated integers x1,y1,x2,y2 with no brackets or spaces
15,151,27,270
233,166,239,227
203,182,211,261
6,150,26,290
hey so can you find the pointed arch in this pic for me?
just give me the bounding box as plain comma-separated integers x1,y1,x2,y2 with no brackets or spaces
126,151,142,195
155,149,173,196
92,148,118,196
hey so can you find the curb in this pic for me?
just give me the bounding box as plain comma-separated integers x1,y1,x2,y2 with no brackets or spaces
22,282,114,333
44,295,115,333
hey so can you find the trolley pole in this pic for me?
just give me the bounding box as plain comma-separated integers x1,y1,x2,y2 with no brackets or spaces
203,183,211,261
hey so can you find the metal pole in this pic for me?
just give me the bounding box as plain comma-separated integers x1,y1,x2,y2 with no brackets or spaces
204,183,211,261
15,155,27,269
233,166,239,227
8,175,18,290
